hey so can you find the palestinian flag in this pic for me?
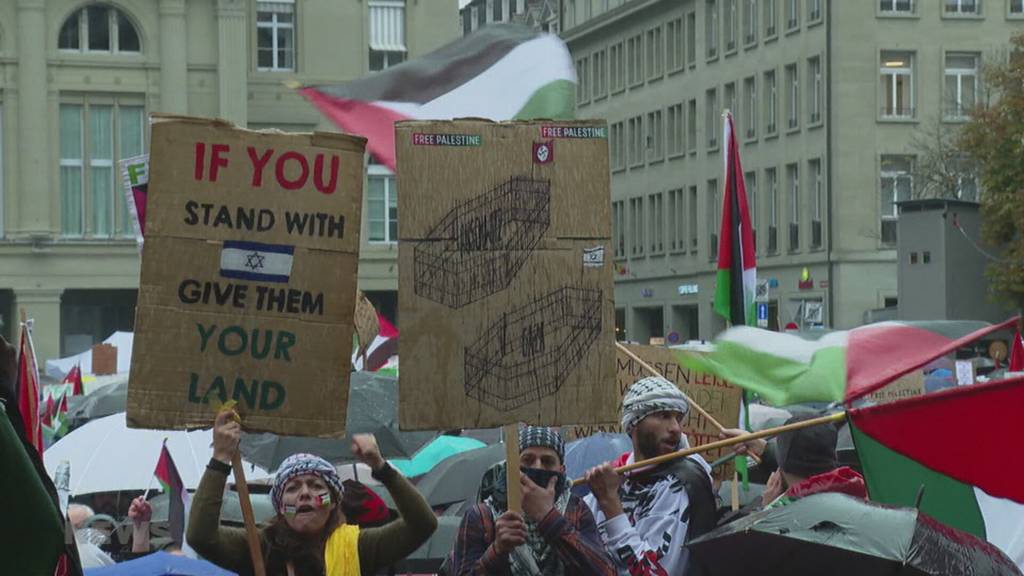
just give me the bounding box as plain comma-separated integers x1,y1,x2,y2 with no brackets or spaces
17,318,43,456
296,24,575,171
849,377,1024,570
683,317,1018,406
713,112,757,327
352,313,399,372
154,442,189,548
63,364,84,396
41,384,72,443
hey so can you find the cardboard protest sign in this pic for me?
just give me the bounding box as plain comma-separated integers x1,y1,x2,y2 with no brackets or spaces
867,371,925,404
353,290,380,354
127,116,366,436
92,344,118,376
566,344,742,480
396,120,617,430
120,153,149,246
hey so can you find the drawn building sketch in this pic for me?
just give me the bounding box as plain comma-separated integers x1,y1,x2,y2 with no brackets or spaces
464,286,603,411
414,176,551,309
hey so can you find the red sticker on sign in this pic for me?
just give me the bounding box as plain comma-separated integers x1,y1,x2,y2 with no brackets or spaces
533,141,554,164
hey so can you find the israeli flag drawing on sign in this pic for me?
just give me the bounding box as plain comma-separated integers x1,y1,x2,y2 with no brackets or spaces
220,240,294,283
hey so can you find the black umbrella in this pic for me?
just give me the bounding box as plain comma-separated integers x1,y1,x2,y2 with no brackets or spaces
415,443,505,508
239,372,436,470
688,492,1021,576
66,378,129,429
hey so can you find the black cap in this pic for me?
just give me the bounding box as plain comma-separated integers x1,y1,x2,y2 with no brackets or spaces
776,415,838,479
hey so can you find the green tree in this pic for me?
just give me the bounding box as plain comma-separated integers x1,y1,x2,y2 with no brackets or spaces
959,33,1024,308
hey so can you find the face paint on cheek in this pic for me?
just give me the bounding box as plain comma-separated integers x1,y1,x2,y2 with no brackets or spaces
281,492,331,517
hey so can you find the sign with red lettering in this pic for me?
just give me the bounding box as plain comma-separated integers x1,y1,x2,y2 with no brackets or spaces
128,115,367,436
565,344,742,481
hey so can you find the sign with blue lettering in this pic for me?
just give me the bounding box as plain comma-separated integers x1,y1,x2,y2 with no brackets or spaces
756,302,769,328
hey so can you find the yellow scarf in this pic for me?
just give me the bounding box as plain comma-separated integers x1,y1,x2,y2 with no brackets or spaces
323,524,360,576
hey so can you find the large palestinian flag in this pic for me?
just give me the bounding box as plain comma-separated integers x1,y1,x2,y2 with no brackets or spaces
713,112,757,328
683,317,1017,406
296,24,576,171
849,377,1024,570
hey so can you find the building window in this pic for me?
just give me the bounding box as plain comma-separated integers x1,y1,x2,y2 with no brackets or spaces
0,105,3,239
667,17,685,72
576,56,590,104
706,0,719,59
367,166,398,243
744,76,758,139
809,0,823,21
613,200,626,258
647,26,664,79
725,82,737,130
764,0,778,37
687,12,698,67
708,179,720,259
628,34,644,86
1013,0,1024,14
766,167,779,253
945,0,980,15
706,88,719,150
725,0,738,52
647,110,664,161
630,196,645,256
687,98,698,152
611,121,625,171
880,0,915,14
668,103,685,157
810,158,823,249
60,99,145,238
880,155,913,245
765,69,778,134
743,0,758,44
808,56,823,124
786,0,800,30
368,0,406,72
787,163,800,252
688,186,699,250
493,0,503,20
669,188,686,251
628,115,644,167
745,171,758,251
610,42,625,93
58,4,141,54
592,50,608,99
944,52,979,120
785,63,799,130
880,51,914,119
950,155,979,200
257,0,296,71
649,192,664,253
462,9,472,35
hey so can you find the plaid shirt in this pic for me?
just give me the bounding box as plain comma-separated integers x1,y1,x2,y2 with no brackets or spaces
449,495,617,576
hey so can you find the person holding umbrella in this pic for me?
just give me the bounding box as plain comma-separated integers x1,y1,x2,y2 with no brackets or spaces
187,410,437,576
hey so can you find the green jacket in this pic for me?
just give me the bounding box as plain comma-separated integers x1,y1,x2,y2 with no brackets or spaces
187,463,437,575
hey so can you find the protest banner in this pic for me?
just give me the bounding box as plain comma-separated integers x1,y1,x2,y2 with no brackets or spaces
396,120,617,431
120,153,149,246
566,344,742,480
127,116,366,436
867,370,926,404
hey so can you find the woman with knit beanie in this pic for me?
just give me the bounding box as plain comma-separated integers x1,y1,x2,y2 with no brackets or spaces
187,410,437,576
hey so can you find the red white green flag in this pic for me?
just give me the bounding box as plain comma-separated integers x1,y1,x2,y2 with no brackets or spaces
849,377,1024,569
17,318,43,455
296,24,575,171
713,112,757,328
154,442,189,548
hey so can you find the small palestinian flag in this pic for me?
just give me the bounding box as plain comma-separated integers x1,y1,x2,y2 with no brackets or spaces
154,442,189,548
296,24,576,171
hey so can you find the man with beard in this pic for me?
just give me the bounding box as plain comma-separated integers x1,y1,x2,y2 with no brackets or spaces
583,377,717,576
448,426,616,576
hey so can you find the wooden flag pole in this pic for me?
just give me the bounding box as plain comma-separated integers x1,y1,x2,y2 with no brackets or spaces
503,423,523,513
572,411,846,487
232,453,266,576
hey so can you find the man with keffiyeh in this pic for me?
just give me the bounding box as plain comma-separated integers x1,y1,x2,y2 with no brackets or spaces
448,426,616,576
583,376,718,576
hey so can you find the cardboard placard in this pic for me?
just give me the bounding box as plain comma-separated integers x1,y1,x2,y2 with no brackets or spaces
127,116,366,436
867,371,926,404
565,344,742,480
396,120,617,430
92,344,118,376
353,290,380,354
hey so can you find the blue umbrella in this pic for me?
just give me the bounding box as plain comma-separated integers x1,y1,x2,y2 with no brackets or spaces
563,432,633,496
84,551,236,576
390,435,486,478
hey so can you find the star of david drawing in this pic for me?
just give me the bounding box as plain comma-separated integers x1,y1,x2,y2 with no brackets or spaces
245,251,266,271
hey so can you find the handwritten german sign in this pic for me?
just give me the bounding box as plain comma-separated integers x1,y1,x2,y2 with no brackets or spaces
127,116,366,436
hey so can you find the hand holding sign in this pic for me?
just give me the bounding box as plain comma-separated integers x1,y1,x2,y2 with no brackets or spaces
212,409,242,463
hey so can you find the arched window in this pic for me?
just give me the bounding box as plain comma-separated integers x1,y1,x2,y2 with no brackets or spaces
59,4,140,54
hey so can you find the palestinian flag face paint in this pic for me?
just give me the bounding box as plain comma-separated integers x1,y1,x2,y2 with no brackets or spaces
282,491,332,518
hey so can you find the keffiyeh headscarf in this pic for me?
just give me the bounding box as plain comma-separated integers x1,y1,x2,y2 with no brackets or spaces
271,453,344,513
621,376,690,434
518,426,564,463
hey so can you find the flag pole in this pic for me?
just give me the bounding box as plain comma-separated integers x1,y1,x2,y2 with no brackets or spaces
572,412,846,487
503,423,523,513
233,453,266,576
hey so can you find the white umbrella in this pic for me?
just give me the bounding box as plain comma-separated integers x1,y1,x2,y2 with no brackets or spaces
43,412,272,495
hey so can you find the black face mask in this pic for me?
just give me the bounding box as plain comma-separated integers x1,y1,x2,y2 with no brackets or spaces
521,466,567,496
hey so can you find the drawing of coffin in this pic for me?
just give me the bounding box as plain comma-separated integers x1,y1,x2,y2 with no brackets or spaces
464,286,603,411
414,177,551,309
